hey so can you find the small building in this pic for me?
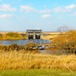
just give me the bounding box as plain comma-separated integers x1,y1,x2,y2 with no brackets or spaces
26,29,42,40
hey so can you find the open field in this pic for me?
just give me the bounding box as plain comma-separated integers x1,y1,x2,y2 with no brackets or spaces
0,69,76,76
0,51,76,71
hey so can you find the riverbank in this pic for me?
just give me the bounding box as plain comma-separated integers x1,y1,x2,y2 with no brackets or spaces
0,32,26,40
0,51,76,71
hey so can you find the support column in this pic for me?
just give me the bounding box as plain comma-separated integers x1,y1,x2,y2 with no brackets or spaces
33,33,35,39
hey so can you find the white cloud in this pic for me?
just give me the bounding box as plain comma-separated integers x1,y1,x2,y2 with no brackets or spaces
20,5,36,12
20,4,76,17
20,5,51,14
65,4,76,10
41,14,51,18
0,14,12,19
0,4,75,15
0,4,16,12
53,4,76,13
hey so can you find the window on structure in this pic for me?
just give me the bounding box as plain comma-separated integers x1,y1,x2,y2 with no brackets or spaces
35,35,40,39
28,35,33,39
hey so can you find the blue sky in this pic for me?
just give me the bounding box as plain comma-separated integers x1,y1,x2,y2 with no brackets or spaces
0,0,76,31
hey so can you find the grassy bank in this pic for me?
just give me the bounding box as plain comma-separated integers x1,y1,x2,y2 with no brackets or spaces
0,51,76,71
0,69,75,76
0,32,26,40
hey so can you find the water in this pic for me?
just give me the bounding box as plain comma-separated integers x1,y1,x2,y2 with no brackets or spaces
0,39,51,45
0,40,63,54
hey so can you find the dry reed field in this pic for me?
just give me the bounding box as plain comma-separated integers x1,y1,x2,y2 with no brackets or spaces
0,51,76,71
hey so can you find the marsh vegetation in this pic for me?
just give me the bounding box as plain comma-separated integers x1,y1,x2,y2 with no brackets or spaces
51,30,76,54
0,30,76,76
0,51,76,71
0,32,26,40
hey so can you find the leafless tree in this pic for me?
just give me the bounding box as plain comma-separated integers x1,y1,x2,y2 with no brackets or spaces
57,26,72,32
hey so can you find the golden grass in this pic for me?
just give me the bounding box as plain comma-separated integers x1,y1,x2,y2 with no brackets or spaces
0,51,76,71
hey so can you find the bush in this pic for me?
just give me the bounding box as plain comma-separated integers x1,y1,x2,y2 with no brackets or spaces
24,42,39,50
0,34,3,40
52,30,76,54
4,32,23,40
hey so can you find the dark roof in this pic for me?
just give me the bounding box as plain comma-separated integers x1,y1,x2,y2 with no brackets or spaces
26,29,42,33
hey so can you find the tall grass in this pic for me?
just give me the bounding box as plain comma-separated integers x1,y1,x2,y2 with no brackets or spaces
0,51,76,71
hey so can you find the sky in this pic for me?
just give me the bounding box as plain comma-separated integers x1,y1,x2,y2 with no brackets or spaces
0,0,76,31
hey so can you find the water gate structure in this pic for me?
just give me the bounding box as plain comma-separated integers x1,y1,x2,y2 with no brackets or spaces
26,30,42,40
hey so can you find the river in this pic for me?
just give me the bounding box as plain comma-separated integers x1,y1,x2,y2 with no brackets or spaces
0,40,64,54
0,39,51,45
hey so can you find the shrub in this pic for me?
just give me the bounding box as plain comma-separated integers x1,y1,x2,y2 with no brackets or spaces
4,32,23,40
52,30,76,54
24,42,39,50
